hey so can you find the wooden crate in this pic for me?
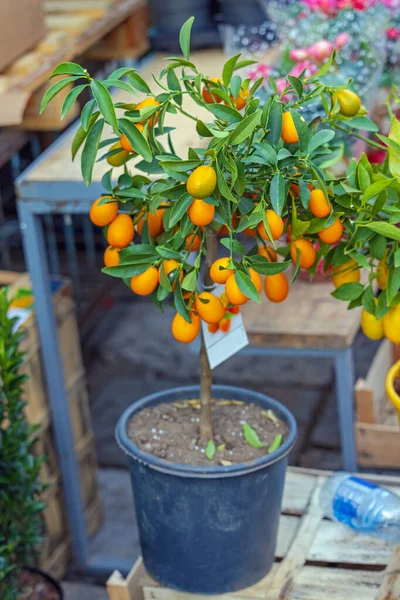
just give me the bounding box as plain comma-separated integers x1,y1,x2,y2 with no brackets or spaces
106,468,400,600
0,271,103,577
85,2,149,60
355,339,400,468
36,433,103,579
0,0,149,128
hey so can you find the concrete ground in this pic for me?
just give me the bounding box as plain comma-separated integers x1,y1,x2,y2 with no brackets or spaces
61,290,381,596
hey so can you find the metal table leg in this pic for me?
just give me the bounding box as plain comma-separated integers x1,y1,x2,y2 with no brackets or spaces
334,347,357,472
18,201,89,567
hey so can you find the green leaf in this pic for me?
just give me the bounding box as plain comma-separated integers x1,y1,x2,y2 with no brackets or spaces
308,129,335,154
287,75,303,97
348,250,369,270
91,80,118,131
71,112,98,160
40,76,79,114
361,178,394,204
362,286,376,315
179,16,194,60
167,68,181,92
230,110,261,145
289,109,309,153
182,270,197,292
387,266,400,304
174,280,191,322
61,84,87,120
223,53,241,86
248,257,291,275
363,222,400,241
348,117,379,132
156,246,181,260
160,159,201,172
102,169,113,192
267,434,283,454
299,180,311,209
235,271,261,303
369,234,387,260
220,238,245,255
81,99,97,131
206,103,242,124
357,162,371,192
242,423,264,448
206,440,216,460
216,160,236,202
331,282,364,301
103,261,150,278
375,290,391,319
127,72,152,94
118,118,152,162
395,248,400,268
270,173,286,217
51,62,86,78
266,99,282,145
81,118,104,186
388,116,400,179
169,194,193,227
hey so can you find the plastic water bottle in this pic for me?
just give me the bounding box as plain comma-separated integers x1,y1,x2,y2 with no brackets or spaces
320,472,400,541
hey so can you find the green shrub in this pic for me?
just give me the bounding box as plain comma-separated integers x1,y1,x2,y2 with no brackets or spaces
0,289,46,599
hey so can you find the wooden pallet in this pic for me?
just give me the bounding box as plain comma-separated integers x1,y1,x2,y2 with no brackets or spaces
355,339,400,468
106,468,400,600
0,0,149,128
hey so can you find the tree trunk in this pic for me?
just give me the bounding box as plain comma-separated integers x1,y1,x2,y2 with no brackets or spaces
199,229,217,440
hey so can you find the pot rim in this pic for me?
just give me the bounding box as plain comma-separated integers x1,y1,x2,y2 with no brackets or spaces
116,385,297,479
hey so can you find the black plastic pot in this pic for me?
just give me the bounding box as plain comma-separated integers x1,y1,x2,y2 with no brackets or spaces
116,385,297,594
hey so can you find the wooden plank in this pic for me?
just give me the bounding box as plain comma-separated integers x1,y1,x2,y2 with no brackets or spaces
281,471,316,515
295,566,382,600
309,519,397,566
364,339,393,419
107,560,146,600
376,546,400,600
265,477,324,599
241,280,361,349
356,422,400,468
0,0,148,126
355,379,376,425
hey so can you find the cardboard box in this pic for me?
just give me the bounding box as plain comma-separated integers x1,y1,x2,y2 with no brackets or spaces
0,0,46,72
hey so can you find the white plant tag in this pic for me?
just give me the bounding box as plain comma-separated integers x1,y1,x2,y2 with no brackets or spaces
202,284,249,369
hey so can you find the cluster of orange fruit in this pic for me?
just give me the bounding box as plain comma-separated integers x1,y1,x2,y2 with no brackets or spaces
89,82,363,345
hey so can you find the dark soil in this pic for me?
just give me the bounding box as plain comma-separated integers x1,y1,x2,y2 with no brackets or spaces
128,400,289,466
18,570,61,599
394,376,400,397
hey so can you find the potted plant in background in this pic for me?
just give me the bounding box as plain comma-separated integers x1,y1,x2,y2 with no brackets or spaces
0,289,63,600
42,17,400,594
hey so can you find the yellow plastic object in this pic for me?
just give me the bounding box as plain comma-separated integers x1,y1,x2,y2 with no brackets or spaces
386,360,400,423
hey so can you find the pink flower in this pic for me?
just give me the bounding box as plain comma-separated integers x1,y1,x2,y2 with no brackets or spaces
335,32,350,48
248,64,271,81
387,27,400,40
302,0,337,15
381,0,400,8
289,60,318,77
308,39,334,62
290,48,310,61
276,78,288,95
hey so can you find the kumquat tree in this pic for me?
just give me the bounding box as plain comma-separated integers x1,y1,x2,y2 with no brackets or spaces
41,18,400,439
